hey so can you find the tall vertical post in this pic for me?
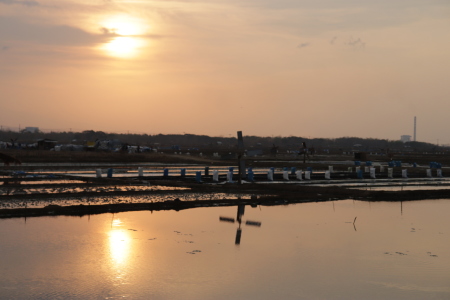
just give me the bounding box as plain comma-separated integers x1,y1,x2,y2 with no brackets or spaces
414,116,416,142
237,131,245,184
302,142,307,163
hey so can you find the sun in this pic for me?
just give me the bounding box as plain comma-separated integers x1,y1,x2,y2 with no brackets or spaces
101,15,147,35
103,36,145,58
101,15,147,36
100,15,149,58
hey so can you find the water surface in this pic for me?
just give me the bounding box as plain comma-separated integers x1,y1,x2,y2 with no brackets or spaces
1,199,449,299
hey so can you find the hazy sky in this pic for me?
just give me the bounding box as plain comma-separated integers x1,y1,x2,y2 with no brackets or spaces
1,0,449,142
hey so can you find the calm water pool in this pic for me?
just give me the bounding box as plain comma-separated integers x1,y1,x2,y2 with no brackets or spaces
1,199,449,299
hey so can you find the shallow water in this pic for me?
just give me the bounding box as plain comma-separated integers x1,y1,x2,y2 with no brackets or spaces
1,199,450,299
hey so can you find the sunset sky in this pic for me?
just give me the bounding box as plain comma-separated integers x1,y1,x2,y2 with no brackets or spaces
1,0,449,143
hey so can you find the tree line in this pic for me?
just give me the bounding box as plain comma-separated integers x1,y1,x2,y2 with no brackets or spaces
0,129,446,153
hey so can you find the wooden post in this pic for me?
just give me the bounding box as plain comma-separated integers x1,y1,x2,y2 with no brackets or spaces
302,142,307,164
237,131,245,184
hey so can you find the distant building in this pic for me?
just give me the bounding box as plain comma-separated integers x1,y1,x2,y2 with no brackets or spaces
37,139,57,150
24,127,39,133
401,135,411,143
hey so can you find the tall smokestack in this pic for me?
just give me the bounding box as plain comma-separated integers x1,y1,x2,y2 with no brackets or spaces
414,116,416,142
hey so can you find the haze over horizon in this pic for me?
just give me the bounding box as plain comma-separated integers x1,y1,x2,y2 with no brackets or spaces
1,0,449,144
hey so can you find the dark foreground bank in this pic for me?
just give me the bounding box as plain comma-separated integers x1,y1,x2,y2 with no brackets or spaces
1,185,449,219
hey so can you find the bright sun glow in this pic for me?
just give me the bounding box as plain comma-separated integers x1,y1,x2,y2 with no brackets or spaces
103,37,145,58
100,15,149,58
102,15,147,36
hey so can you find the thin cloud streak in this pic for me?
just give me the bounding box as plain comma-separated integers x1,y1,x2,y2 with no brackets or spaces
297,42,310,49
0,0,39,6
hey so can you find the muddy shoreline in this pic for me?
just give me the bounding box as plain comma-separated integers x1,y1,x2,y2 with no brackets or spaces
1,183,449,219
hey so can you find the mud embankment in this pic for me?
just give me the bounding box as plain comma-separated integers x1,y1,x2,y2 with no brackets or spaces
1,183,449,219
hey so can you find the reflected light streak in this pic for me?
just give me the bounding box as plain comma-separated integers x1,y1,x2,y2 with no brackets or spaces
108,219,131,266
112,219,123,227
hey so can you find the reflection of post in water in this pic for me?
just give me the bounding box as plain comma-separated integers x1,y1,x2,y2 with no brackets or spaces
235,204,245,244
220,204,261,245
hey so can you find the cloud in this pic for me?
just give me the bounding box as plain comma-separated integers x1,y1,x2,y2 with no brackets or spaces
235,0,450,38
237,0,448,11
0,17,109,46
345,37,365,50
0,0,39,6
100,27,119,37
1,46,9,51
297,42,310,49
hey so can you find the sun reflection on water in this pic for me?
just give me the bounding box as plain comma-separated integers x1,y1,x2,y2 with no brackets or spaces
109,229,131,265
108,217,132,282
107,217,133,287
